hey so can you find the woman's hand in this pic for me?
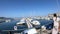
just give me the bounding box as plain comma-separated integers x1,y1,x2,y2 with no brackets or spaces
54,26,57,31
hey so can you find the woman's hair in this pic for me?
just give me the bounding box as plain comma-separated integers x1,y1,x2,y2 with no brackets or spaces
53,13,57,17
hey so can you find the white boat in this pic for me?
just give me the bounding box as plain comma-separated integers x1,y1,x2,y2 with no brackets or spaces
20,18,38,34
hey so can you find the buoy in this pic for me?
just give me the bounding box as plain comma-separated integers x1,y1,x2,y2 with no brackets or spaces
14,26,17,30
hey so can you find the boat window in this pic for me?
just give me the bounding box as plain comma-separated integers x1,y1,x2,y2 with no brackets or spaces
17,23,27,26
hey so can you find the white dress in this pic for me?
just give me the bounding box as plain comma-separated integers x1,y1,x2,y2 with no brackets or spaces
52,17,59,34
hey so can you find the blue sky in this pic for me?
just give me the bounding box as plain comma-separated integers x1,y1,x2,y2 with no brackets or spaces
0,0,60,17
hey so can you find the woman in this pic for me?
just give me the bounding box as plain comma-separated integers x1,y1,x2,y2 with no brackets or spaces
52,13,59,34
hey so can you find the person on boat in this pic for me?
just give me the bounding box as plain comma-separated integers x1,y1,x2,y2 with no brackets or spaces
52,13,60,34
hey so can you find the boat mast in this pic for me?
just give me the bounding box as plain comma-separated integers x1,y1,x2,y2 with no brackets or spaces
56,0,59,12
